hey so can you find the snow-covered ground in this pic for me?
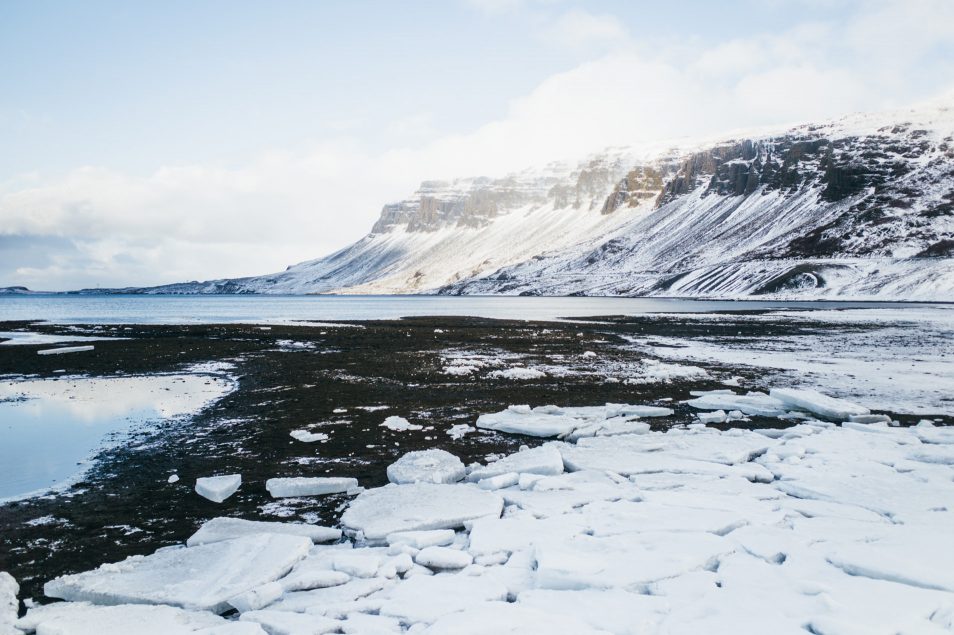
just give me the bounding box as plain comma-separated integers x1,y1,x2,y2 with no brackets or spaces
8,387,954,634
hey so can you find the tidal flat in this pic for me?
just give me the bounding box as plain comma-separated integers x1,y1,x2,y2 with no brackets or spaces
0,310,951,603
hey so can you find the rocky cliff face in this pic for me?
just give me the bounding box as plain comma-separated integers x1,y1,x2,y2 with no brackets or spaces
441,103,954,299
109,100,954,300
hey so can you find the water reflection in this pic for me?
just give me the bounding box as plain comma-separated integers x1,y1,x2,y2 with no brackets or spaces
0,374,232,501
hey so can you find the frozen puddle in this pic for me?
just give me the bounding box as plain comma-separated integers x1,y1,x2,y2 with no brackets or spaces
0,374,233,501
14,388,954,634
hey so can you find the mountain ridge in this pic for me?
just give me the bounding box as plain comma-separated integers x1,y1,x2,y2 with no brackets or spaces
70,100,954,300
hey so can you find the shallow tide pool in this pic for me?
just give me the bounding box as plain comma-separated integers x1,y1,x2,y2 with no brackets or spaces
0,374,232,501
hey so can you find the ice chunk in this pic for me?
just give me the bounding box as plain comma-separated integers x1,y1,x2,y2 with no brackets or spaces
187,517,341,546
770,387,869,420
240,609,340,635
477,472,520,490
267,578,389,614
266,477,358,498
421,602,610,635
44,534,311,614
386,529,456,549
517,588,666,635
446,424,475,439
195,474,242,503
386,449,465,484
339,612,403,634
289,430,329,443
685,390,788,416
603,404,673,418
476,410,580,438
848,413,892,424
414,546,473,570
0,572,17,635
228,581,284,612
341,483,503,542
697,410,727,424
379,416,422,432
280,569,351,593
15,602,259,635
467,446,564,482
376,574,508,624
37,345,95,355
535,531,730,589
168,474,180,484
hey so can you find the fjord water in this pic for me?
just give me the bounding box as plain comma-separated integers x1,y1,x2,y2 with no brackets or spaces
0,294,934,324
0,375,232,501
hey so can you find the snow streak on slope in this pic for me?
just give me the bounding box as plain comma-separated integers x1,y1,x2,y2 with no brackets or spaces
444,101,954,300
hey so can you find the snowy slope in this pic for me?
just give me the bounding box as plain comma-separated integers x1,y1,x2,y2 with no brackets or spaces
117,99,954,300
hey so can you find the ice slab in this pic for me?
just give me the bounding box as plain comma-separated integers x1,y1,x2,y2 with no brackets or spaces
386,529,456,549
379,416,422,432
0,572,17,635
376,574,508,624
228,581,284,612
386,449,465,484
685,390,788,416
467,446,564,482
289,430,329,443
37,345,95,355
341,483,503,542
477,403,671,438
239,609,340,635
44,534,311,614
560,432,775,482
517,588,666,635
534,531,731,589
266,477,358,498
187,517,341,546
195,475,242,503
476,408,580,437
421,602,611,635
770,387,869,420
414,546,473,570
15,601,261,635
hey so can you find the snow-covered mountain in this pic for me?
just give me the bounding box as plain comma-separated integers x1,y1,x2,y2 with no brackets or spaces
116,100,954,300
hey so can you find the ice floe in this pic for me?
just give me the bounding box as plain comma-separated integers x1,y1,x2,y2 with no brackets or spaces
265,477,358,498
386,449,466,484
186,517,341,547
23,388,954,634
466,445,564,482
770,387,870,420
289,429,329,443
36,345,96,355
0,572,17,635
14,601,263,634
379,416,422,432
341,483,503,543
476,403,671,438
44,534,311,613
195,474,242,503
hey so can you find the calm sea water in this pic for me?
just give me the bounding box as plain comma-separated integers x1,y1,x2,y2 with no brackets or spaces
0,374,232,501
0,294,934,324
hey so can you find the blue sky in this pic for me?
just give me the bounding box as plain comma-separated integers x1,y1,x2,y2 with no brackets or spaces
2,0,953,289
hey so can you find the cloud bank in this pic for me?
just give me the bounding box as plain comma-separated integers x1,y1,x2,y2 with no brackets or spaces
2,0,953,290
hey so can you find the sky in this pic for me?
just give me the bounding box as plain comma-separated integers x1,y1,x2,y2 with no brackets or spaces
1,0,953,290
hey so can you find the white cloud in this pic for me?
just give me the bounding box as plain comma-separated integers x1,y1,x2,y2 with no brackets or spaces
2,0,953,290
543,9,628,49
